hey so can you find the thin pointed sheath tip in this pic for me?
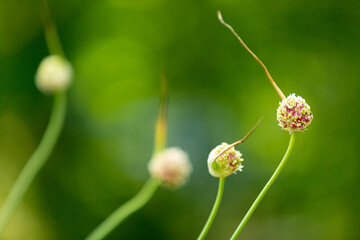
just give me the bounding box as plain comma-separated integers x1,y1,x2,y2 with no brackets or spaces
207,117,262,178
217,11,286,100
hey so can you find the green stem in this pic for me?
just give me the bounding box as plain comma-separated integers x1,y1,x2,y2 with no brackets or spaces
86,178,160,240
0,93,66,234
39,0,65,57
197,177,225,240
229,133,296,240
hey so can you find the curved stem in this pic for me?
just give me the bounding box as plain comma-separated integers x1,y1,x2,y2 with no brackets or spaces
86,178,160,240
197,177,225,240
0,93,67,234
230,133,296,240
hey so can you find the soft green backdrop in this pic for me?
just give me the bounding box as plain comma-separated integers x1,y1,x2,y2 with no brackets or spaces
0,0,359,239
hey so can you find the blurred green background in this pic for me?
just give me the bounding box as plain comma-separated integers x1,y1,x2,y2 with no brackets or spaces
0,0,359,239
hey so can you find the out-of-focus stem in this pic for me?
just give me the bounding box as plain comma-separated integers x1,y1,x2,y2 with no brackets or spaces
0,93,66,234
85,178,160,240
39,0,65,57
0,0,69,235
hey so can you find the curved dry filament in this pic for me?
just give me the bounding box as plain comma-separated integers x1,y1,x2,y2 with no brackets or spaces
217,11,286,100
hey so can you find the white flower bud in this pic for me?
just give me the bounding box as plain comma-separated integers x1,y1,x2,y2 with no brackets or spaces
208,142,244,178
148,147,192,188
35,55,73,94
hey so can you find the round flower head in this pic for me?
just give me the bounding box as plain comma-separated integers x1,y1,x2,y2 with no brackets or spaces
207,142,244,178
277,94,313,132
148,147,192,188
35,55,73,94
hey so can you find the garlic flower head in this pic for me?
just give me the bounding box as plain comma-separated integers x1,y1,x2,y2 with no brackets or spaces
207,142,244,178
277,94,313,132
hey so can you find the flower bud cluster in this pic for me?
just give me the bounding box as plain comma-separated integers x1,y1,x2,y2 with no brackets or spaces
277,94,313,132
207,143,243,178
148,147,192,188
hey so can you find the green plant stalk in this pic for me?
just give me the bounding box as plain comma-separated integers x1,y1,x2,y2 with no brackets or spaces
39,0,65,57
86,71,169,240
230,133,296,240
86,178,160,240
0,93,66,234
197,177,225,240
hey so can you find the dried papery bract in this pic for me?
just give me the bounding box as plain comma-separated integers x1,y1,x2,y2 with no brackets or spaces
207,117,262,178
217,11,285,100
153,72,169,153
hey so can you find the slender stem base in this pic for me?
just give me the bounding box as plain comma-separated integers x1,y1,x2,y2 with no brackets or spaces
230,133,296,240
0,93,66,234
86,178,160,240
197,177,225,240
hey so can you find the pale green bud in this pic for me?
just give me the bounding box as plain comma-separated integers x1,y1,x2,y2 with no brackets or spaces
35,55,73,94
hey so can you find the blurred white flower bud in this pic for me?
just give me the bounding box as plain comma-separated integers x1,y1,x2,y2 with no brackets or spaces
208,142,244,178
148,147,192,188
35,55,73,94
